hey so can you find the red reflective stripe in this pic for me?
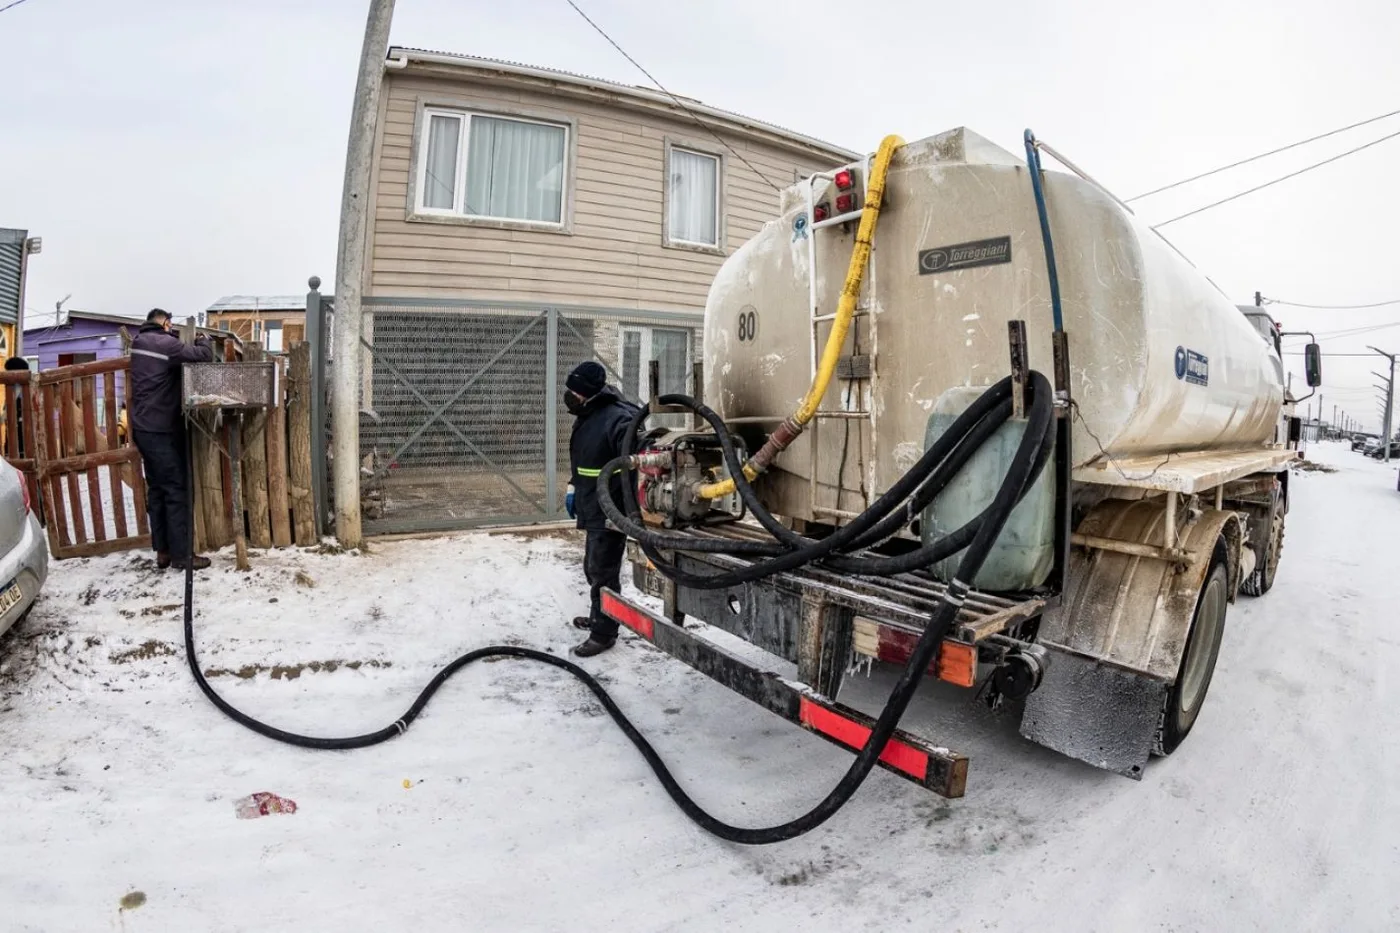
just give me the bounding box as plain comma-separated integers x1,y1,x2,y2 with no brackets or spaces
600,591,654,640
798,697,929,782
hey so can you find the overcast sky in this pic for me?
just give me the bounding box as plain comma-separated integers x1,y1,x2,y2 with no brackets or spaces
2,0,1397,428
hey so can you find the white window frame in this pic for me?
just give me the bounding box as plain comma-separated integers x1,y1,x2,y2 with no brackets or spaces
413,107,570,229
619,325,693,402
662,139,725,254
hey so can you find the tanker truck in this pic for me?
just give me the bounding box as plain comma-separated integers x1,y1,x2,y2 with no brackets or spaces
596,127,1322,797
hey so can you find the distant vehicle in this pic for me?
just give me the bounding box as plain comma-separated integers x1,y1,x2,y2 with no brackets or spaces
1368,440,1400,460
0,463,47,641
1351,434,1376,451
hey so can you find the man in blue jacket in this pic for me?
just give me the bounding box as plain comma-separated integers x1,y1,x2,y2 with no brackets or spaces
130,309,215,570
564,361,640,657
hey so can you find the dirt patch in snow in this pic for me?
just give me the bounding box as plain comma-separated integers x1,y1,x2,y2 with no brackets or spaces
202,658,393,680
1292,458,1338,473
110,640,180,664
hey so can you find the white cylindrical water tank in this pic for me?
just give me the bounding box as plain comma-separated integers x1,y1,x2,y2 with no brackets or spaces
703,128,1284,522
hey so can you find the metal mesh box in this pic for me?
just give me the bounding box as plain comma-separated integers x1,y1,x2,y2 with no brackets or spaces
182,362,276,410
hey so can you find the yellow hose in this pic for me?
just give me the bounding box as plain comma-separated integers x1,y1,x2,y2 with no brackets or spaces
695,133,904,501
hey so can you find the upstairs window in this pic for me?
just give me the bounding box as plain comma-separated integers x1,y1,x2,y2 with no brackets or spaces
418,110,567,225
667,147,720,248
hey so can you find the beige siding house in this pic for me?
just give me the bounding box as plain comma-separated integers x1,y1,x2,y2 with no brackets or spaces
366,48,853,310
357,48,854,532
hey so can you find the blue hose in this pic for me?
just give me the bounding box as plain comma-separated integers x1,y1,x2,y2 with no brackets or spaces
1023,130,1065,335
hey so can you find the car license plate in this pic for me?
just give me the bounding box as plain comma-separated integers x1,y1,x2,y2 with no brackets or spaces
0,580,23,614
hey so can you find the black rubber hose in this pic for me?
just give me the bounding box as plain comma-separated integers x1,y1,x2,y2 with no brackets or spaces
606,376,1052,588
673,384,1015,554
181,374,1050,844
617,391,1026,587
600,380,1015,568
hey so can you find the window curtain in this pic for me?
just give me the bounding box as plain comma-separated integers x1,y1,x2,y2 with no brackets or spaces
423,114,461,210
669,149,718,245
465,116,566,223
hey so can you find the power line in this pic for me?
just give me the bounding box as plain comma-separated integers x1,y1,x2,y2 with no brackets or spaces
1126,107,1400,202
1284,351,1392,358
1318,322,1400,339
564,0,783,192
1151,127,1400,230
0,0,36,11
1265,296,1400,310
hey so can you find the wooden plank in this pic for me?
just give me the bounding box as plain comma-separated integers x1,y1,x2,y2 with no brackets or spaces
104,372,128,539
241,344,272,549
191,432,207,555
80,377,106,543
5,382,19,459
59,534,154,560
230,414,249,571
220,421,234,533
59,379,87,547
193,413,228,548
266,356,292,548
37,357,127,384
23,395,39,513
44,447,142,474
287,342,316,546
31,379,61,552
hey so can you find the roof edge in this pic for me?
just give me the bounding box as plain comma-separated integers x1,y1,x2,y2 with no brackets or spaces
386,47,860,163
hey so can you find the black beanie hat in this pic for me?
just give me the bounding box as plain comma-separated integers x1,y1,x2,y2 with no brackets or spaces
566,360,607,398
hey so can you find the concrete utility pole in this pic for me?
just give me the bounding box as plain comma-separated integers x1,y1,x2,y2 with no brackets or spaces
332,0,396,548
1371,346,1396,463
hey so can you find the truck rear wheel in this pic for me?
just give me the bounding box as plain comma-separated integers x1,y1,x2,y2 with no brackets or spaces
1240,496,1284,597
1153,551,1229,756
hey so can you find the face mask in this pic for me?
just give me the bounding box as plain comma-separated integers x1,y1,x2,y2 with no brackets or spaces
564,391,585,415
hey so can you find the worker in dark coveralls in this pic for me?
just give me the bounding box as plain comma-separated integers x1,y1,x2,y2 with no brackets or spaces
564,361,641,657
130,309,214,570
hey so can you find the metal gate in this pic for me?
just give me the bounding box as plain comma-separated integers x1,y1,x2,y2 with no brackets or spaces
356,297,701,535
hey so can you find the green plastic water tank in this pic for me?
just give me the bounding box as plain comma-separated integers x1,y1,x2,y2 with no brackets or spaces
920,386,1055,592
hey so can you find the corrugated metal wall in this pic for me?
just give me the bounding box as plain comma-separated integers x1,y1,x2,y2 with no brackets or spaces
0,228,26,326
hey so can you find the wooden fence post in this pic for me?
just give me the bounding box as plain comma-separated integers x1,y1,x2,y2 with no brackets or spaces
241,343,273,549
288,342,317,546
266,355,293,547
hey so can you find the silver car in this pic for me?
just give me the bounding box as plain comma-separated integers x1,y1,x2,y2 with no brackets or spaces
0,463,48,639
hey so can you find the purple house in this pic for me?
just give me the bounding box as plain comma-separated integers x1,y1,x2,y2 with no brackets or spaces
21,310,234,430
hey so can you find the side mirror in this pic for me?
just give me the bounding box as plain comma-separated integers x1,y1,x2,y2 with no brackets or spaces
1305,343,1323,387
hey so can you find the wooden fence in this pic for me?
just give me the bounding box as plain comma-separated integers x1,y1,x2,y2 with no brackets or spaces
0,341,317,560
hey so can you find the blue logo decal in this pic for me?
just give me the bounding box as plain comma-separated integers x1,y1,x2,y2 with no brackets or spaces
1174,346,1209,386
792,213,809,241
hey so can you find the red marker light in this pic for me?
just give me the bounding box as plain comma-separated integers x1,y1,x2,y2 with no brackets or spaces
835,169,855,191
813,202,830,222
836,193,856,214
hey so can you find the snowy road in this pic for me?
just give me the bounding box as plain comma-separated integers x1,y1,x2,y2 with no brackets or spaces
1,442,1396,931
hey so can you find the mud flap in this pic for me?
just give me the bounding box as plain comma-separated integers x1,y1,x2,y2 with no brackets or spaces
1018,642,1168,779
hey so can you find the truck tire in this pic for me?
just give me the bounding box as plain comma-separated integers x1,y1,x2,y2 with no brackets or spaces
1153,550,1229,756
1240,496,1284,597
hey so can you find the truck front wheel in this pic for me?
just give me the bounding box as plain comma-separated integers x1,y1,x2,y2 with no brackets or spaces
1154,550,1229,756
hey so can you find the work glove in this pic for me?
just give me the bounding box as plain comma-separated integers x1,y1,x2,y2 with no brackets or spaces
565,485,576,519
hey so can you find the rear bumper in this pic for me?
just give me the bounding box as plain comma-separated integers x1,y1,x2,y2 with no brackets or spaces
0,512,48,638
601,589,969,798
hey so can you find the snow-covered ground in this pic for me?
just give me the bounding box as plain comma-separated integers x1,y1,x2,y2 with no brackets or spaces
1,442,1396,932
